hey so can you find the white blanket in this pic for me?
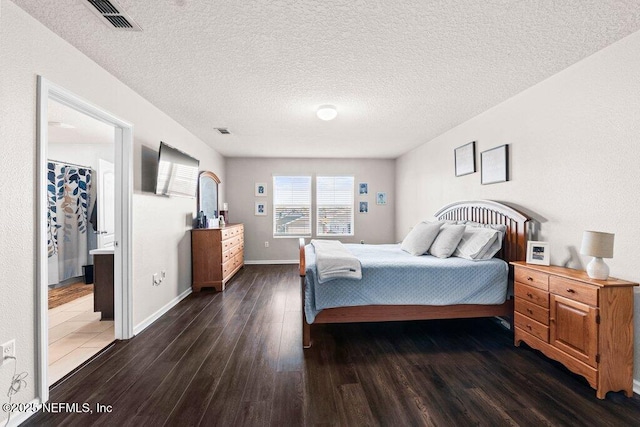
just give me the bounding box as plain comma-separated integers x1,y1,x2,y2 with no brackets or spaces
311,239,362,284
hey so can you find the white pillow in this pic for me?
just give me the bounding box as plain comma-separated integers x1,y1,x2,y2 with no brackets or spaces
457,222,507,260
400,221,443,256
429,223,466,258
453,226,499,260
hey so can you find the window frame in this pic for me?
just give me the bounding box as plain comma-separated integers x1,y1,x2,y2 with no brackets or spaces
272,175,312,238
315,175,355,237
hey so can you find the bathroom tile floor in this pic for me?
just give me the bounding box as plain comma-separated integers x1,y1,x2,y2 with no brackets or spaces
48,294,114,385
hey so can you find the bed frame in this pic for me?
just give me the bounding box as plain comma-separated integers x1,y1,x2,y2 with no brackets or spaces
299,200,530,348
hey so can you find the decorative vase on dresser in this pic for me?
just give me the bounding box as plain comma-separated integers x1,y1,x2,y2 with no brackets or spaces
511,261,637,399
192,223,244,292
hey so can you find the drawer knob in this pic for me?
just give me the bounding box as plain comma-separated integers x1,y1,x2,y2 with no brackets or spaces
526,292,533,298
566,288,576,293
526,324,532,330
550,317,555,323
527,277,534,281
526,308,533,314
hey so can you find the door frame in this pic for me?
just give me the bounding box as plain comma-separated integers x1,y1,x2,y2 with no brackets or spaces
36,76,134,402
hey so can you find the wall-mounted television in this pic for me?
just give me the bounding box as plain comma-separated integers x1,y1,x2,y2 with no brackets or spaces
155,142,200,198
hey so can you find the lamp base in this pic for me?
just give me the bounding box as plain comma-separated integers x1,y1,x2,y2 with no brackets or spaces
586,257,609,280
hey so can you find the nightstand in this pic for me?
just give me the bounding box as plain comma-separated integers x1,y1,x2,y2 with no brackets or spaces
511,261,637,399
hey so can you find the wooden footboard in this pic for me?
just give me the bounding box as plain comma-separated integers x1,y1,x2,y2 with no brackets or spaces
299,238,311,348
299,200,530,348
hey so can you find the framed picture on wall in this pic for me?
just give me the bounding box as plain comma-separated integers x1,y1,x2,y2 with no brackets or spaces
526,241,550,266
255,182,267,197
359,182,368,195
255,201,267,216
454,141,476,176
481,144,509,185
376,192,387,205
359,201,369,213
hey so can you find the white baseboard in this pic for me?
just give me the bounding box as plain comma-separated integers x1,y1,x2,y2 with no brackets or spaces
133,287,192,335
4,397,41,427
244,260,298,265
634,379,640,396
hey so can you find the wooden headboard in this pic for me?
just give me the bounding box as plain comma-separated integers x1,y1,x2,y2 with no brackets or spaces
434,200,530,263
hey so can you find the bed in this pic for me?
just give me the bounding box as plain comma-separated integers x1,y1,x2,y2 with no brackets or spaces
299,200,530,348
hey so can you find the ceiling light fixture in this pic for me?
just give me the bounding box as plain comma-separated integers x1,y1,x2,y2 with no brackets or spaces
48,121,75,129
316,105,338,121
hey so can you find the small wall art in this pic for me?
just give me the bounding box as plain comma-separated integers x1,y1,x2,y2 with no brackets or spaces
358,182,368,195
481,144,509,185
376,192,387,205
359,201,369,213
255,201,267,216
454,141,476,177
255,182,267,197
526,241,550,266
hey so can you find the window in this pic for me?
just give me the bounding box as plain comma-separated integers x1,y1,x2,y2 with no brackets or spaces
273,176,312,237
316,176,354,236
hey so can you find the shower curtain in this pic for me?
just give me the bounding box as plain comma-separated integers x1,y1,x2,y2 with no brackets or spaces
47,161,92,286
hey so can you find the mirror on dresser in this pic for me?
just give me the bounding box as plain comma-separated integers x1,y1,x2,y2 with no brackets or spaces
197,171,220,225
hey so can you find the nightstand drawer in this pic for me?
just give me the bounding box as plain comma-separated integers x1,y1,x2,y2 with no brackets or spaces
515,282,549,308
515,312,549,342
550,276,598,306
515,297,549,325
515,268,549,291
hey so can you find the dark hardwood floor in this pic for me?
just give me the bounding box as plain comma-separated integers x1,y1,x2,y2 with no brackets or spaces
26,265,640,426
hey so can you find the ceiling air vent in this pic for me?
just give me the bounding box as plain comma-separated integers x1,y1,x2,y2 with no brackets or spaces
215,128,231,135
83,0,142,31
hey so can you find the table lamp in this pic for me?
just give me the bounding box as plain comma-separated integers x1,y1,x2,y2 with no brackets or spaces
580,231,614,280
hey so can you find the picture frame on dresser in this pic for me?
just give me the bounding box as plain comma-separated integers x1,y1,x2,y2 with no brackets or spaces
526,241,550,266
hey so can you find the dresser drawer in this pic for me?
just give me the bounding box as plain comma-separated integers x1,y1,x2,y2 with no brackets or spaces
515,282,549,308
222,248,231,263
228,244,242,258
550,276,598,306
222,258,234,279
515,297,549,325
515,268,549,291
515,312,549,342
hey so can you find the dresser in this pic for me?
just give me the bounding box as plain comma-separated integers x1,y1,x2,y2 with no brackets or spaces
511,261,637,399
192,224,244,292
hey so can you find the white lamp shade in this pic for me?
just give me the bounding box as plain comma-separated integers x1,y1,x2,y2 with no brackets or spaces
316,105,337,121
580,231,614,258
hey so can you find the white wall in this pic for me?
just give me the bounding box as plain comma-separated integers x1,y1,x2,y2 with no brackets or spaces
48,142,115,169
396,29,640,383
0,0,225,417
225,158,396,262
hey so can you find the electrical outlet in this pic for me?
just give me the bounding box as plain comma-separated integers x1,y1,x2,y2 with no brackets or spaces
0,339,15,365
161,271,166,280
264,241,269,248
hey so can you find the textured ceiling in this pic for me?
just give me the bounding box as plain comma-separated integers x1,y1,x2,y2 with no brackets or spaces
13,0,640,158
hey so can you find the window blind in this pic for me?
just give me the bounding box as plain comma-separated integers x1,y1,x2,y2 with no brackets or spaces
316,176,354,236
273,176,312,237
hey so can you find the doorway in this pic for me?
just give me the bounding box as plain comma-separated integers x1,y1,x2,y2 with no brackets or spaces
37,77,133,403
46,100,116,385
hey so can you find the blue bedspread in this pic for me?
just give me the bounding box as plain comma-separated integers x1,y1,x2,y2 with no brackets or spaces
304,243,509,323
